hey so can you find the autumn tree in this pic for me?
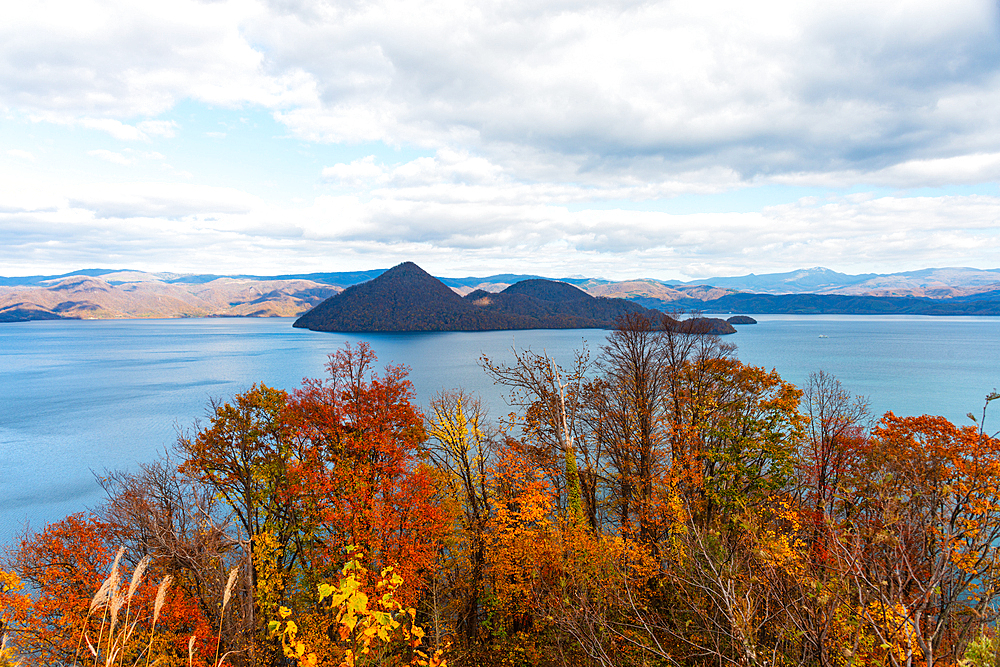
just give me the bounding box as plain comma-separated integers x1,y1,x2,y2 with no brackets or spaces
799,370,872,532
832,408,1000,667
589,312,669,541
175,382,299,662
99,458,250,661
178,382,298,556
284,342,448,606
0,514,214,666
0,514,114,664
424,390,497,649
481,346,592,523
565,314,807,665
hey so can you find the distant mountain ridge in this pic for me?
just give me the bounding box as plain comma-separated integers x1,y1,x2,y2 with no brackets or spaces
631,293,1000,316
293,262,657,332
4,265,1000,322
0,275,340,322
668,266,1000,297
5,265,1000,293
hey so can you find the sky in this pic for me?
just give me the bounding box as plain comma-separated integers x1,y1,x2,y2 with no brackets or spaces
2,0,1000,281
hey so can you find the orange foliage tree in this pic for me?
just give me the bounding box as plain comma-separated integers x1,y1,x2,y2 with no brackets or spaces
833,409,1000,667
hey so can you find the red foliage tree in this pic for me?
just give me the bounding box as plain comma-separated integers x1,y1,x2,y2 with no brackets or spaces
286,342,449,605
0,513,214,666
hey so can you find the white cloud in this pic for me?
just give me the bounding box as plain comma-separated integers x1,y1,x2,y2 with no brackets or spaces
322,156,389,187
65,182,261,219
76,118,178,141
6,149,35,161
2,157,998,279
88,149,132,165
3,0,1000,277
775,153,1000,189
256,0,1000,185
2,0,999,187
136,120,177,139
86,148,168,166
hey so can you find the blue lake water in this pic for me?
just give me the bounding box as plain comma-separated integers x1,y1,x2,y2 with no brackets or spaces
1,315,998,545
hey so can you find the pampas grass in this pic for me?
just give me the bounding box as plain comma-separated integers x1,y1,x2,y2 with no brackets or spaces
90,547,125,616
222,568,238,610
127,557,151,605
72,551,240,667
73,551,172,667
143,575,173,667
214,567,240,667
152,575,172,628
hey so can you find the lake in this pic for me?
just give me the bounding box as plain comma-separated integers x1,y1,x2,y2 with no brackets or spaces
2,315,998,545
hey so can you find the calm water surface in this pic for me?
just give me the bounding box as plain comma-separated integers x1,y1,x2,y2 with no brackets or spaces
1,315,998,544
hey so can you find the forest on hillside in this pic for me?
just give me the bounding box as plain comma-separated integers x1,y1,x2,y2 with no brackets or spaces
2,312,999,667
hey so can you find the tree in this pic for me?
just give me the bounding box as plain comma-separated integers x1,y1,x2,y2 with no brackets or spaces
481,346,591,523
800,370,872,531
0,514,118,664
176,383,298,661
590,312,670,542
425,390,497,648
285,342,448,606
833,408,1000,667
0,514,213,666
178,384,297,547
99,458,249,662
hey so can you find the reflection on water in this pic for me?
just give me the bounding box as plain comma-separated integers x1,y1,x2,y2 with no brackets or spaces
2,315,998,544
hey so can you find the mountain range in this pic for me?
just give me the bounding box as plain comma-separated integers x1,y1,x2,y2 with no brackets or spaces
2,265,1000,322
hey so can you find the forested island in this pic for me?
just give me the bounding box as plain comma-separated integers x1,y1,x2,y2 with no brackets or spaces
293,261,665,332
2,313,999,667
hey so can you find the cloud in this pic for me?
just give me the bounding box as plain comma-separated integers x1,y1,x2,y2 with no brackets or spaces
322,155,389,187
88,149,132,165
0,0,312,118
3,161,998,279
77,118,178,141
6,149,35,161
2,0,999,189
3,0,1000,278
775,152,1000,189
86,148,168,166
65,182,260,219
259,0,1000,185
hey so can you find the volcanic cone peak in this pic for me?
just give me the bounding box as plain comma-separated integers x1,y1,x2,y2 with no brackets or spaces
293,261,661,332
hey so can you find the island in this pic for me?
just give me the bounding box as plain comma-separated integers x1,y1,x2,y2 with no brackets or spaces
293,262,676,332
664,315,737,335
727,315,758,325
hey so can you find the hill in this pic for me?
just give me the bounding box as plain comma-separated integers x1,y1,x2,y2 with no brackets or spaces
5,265,1000,323
647,293,1000,316
0,275,339,321
663,315,736,335
668,266,1000,298
293,263,657,332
